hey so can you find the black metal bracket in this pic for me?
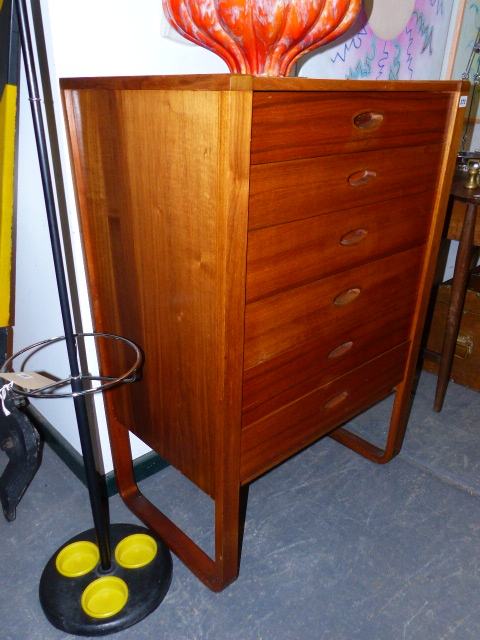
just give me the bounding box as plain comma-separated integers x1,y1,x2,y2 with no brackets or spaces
0,378,42,521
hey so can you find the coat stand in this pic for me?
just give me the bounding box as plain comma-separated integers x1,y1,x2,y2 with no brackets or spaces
3,0,173,634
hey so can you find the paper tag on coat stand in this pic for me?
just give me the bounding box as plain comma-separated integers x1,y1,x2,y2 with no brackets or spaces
1,371,57,390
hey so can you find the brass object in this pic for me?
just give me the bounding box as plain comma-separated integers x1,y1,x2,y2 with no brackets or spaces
465,160,480,188
454,331,474,359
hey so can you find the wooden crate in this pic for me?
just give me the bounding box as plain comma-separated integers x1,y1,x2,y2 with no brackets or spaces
423,267,480,391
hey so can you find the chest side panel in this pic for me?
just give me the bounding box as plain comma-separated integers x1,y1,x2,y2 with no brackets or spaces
62,86,251,496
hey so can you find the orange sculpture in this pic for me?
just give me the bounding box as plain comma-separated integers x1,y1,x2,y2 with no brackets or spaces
163,0,362,77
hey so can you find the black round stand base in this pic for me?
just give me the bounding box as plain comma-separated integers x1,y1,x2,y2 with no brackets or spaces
39,523,173,636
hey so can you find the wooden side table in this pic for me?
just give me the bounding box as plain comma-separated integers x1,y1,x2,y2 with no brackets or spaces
429,169,480,411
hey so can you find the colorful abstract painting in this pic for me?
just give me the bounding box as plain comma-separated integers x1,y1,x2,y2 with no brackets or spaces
452,1,480,80
300,0,455,80
452,1,480,149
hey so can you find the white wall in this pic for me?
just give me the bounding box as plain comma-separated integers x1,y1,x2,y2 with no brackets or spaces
15,0,227,473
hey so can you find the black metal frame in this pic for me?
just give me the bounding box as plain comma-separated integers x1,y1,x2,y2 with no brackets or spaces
14,0,112,571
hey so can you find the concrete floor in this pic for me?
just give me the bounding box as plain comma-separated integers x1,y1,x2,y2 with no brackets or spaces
1,370,480,639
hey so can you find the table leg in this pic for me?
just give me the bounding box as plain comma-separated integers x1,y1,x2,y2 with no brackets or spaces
433,202,478,412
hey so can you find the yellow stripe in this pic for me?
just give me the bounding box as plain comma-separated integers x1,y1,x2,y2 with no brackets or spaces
0,83,17,326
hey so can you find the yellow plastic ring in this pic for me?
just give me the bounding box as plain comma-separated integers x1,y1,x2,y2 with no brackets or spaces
115,533,158,569
81,576,129,619
55,541,100,578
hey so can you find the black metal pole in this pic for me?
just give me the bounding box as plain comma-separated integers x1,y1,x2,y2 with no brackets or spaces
15,0,111,571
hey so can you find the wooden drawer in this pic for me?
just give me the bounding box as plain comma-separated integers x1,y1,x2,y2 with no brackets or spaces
240,341,410,483
246,190,435,302
250,91,452,164
244,245,424,369
243,299,414,424
249,144,443,229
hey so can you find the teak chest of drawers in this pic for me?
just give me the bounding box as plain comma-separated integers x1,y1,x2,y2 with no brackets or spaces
61,74,468,591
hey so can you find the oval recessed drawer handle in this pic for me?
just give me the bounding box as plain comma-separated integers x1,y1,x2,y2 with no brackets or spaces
333,287,361,306
340,228,368,246
323,390,349,410
328,341,353,359
348,169,377,187
353,111,384,130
